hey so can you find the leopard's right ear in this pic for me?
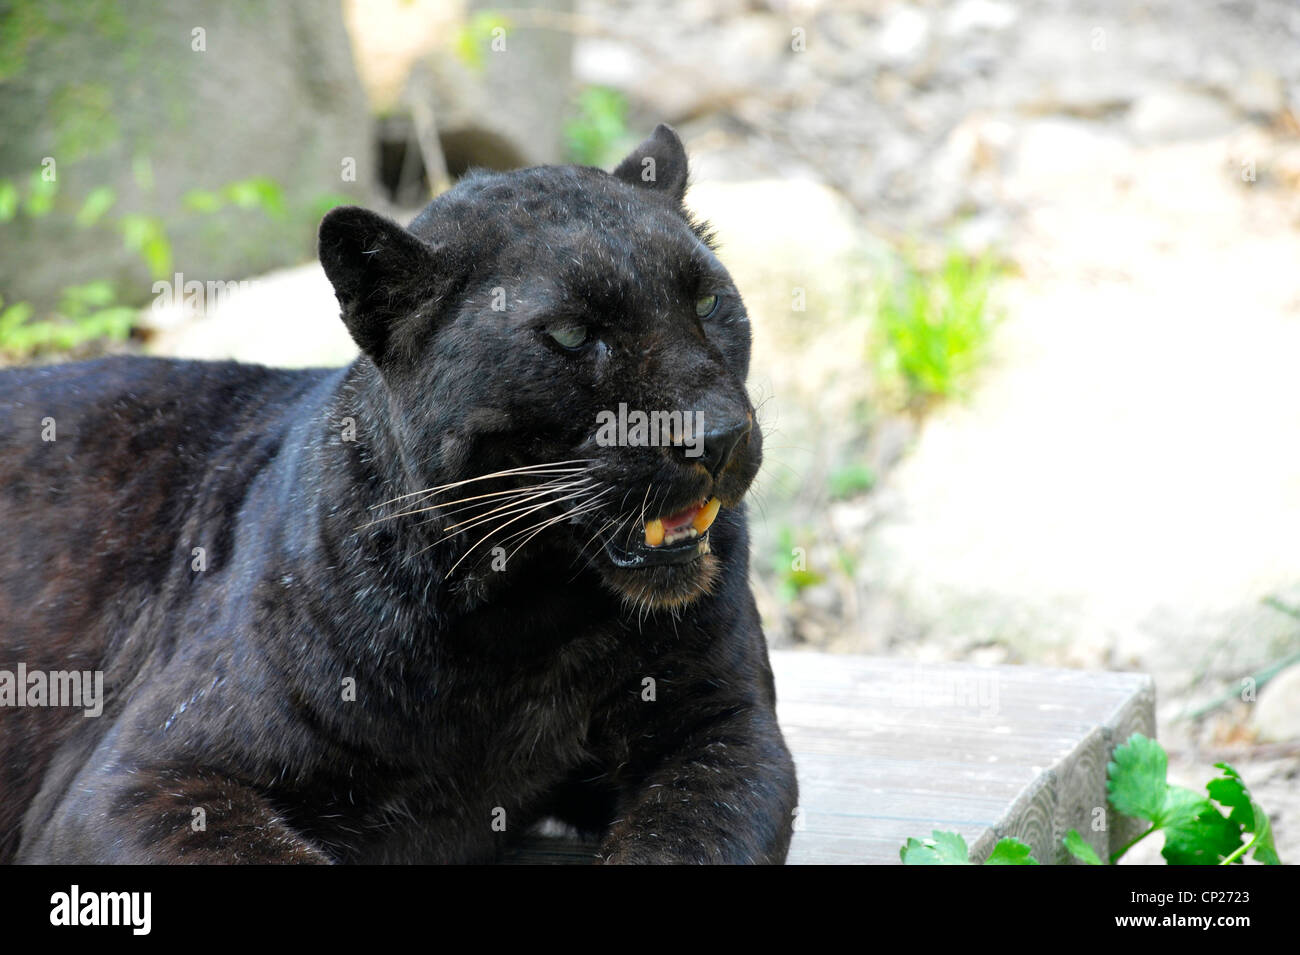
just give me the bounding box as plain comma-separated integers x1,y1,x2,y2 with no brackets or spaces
318,206,438,363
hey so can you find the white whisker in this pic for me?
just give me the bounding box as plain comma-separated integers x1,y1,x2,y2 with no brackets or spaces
369,459,596,510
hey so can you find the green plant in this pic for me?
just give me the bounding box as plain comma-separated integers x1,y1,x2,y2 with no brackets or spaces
827,462,875,500
116,213,172,279
183,176,286,219
308,192,354,220
22,168,58,218
874,249,1002,412
451,10,512,72
1097,734,1278,865
769,525,824,602
563,86,630,167
901,830,1039,865
0,170,293,359
900,734,1280,865
0,284,135,356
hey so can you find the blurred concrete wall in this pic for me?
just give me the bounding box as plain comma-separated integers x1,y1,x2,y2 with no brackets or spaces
0,0,376,309
467,0,574,165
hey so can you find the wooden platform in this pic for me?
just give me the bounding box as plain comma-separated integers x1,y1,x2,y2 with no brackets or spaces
505,651,1155,864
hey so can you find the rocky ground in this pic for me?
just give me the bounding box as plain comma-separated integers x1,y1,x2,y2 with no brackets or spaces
143,0,1300,862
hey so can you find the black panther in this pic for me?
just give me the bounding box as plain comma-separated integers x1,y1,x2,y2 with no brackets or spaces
0,125,798,863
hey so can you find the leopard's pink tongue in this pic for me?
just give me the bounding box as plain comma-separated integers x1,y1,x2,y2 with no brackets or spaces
662,502,702,531
644,498,721,547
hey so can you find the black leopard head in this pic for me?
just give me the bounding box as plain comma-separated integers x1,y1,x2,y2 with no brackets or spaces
318,125,760,611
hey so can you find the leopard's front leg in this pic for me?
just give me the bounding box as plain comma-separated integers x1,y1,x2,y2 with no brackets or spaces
23,763,331,864
600,700,797,865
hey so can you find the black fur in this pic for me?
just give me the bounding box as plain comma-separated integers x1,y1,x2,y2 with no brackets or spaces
0,125,797,863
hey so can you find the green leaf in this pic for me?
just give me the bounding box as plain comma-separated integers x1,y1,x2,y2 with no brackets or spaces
0,179,17,222
59,280,116,314
452,11,511,72
1209,764,1280,865
0,300,35,335
1063,828,1104,865
984,838,1039,865
222,177,285,217
74,186,117,227
901,830,972,865
118,214,172,279
563,86,630,167
1162,806,1244,865
309,192,353,218
786,569,824,590
901,831,1035,864
1106,733,1171,823
1155,785,1216,832
182,189,223,213
1207,763,1254,830
828,463,876,499
24,170,57,218
141,235,171,279
81,306,136,340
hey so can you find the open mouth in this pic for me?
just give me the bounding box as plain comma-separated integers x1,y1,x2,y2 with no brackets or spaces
603,497,722,568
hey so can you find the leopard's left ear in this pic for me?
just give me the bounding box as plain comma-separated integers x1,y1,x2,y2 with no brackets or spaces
612,124,689,204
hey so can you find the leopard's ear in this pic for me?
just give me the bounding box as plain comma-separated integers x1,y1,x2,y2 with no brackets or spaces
318,206,438,363
612,124,689,204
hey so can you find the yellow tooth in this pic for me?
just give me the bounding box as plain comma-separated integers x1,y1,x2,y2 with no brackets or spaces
693,498,722,533
644,518,665,547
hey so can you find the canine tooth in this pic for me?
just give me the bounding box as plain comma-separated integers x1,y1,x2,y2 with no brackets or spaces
645,518,665,547
693,498,721,533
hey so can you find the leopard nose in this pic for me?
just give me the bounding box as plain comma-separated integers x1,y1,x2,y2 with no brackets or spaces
693,418,751,477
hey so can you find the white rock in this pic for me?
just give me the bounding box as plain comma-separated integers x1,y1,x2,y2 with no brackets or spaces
1252,664,1300,743
945,0,1017,35
877,7,930,64
1008,117,1129,187
1128,89,1240,143
145,262,358,369
583,15,789,121
1230,69,1286,118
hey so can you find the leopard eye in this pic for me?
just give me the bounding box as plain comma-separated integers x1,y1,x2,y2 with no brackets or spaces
548,324,589,349
695,294,719,319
